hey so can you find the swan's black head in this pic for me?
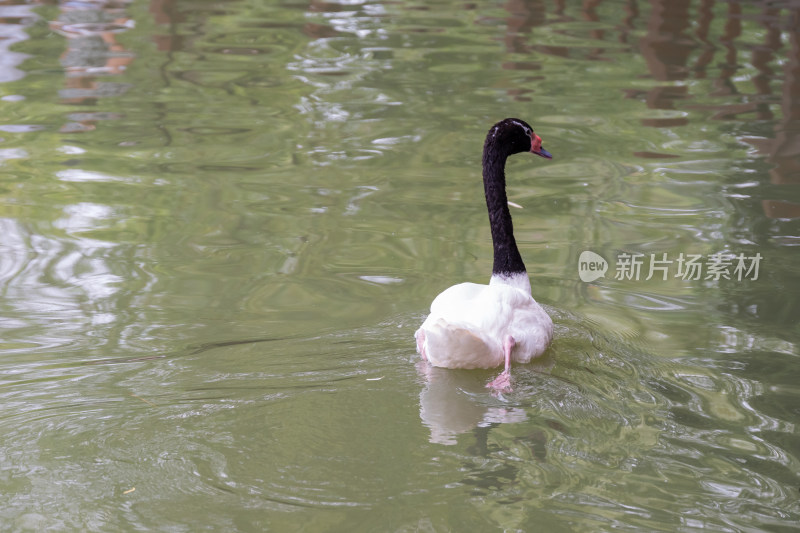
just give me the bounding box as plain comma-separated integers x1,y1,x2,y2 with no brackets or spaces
486,118,552,159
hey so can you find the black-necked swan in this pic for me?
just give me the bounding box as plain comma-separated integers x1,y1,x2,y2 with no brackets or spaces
415,118,554,392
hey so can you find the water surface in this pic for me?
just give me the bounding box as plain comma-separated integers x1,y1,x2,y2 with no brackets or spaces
1,0,799,530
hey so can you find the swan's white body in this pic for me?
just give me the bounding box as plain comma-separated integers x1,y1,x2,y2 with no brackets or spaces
415,273,553,370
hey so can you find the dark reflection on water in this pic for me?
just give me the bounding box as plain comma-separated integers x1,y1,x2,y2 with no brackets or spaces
1,0,799,530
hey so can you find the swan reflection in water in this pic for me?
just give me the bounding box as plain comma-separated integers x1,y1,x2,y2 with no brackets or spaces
417,362,535,446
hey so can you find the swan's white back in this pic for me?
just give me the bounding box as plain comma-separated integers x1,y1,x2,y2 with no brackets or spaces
416,274,553,370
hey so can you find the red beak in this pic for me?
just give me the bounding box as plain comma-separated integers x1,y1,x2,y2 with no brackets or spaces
530,134,553,159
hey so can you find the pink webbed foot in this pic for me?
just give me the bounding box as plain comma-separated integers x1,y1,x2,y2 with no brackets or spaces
486,334,515,392
486,370,512,392
415,330,428,362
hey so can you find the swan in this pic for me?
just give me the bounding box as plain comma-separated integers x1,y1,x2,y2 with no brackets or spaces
415,118,554,392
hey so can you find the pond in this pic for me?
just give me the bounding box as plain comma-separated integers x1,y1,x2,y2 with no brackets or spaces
1,0,799,530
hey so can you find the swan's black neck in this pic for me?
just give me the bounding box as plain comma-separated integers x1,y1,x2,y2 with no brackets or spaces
483,138,527,278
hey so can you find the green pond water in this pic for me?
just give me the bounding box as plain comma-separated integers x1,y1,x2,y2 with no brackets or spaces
1,0,799,530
